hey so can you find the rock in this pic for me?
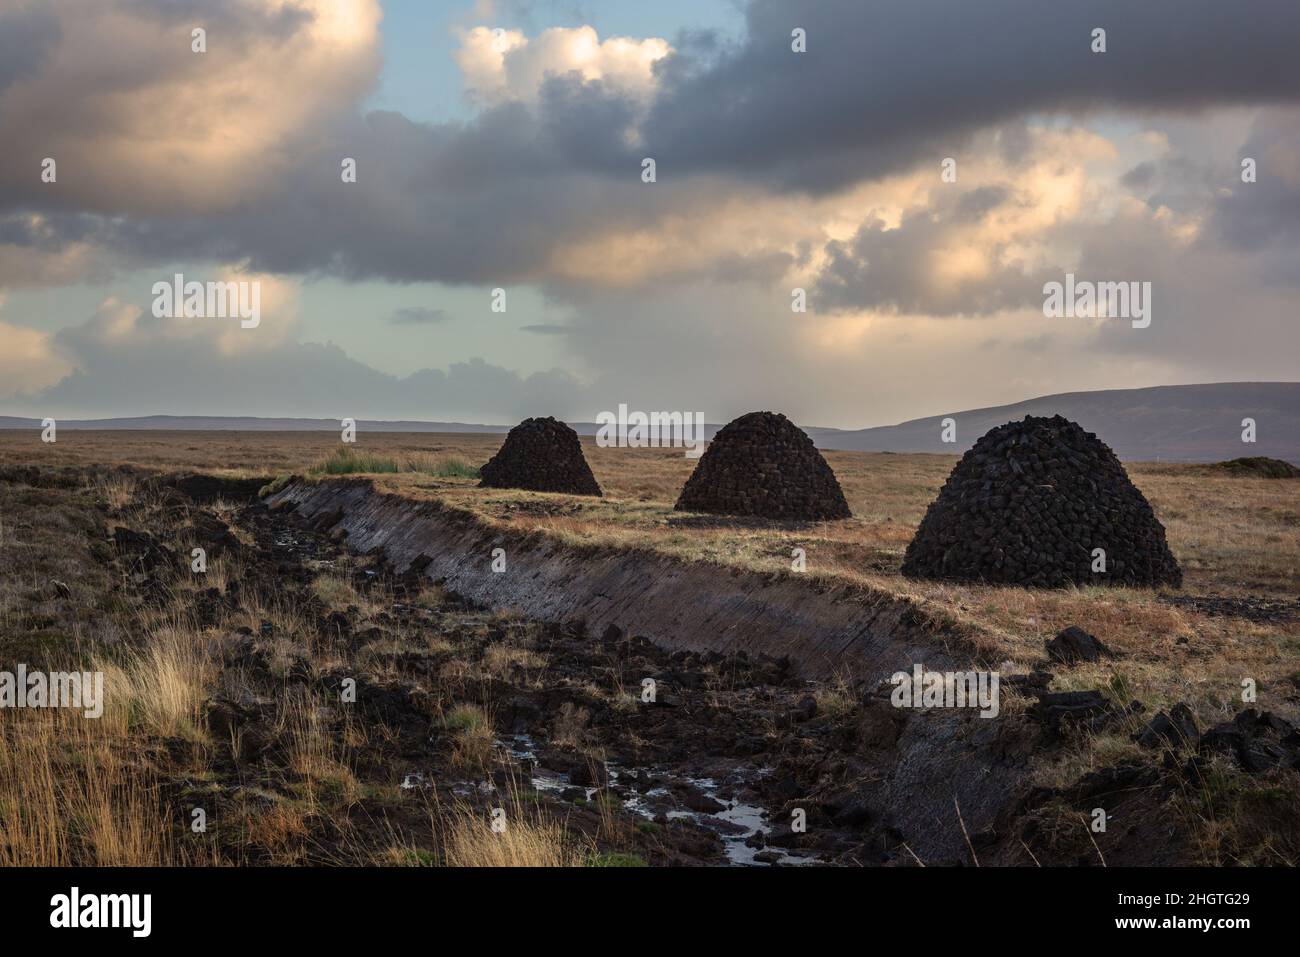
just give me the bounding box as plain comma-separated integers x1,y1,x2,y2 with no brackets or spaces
1047,625,1115,664
793,695,818,722
112,527,177,576
1200,709,1300,773
901,415,1183,588
764,823,807,849
478,417,602,496
753,850,782,864
1030,690,1136,733
674,411,851,520
321,610,352,639
828,795,872,826
1135,703,1199,750
1070,763,1160,799
568,761,608,787
680,791,727,814
1002,671,1054,693
189,511,241,556
166,473,272,503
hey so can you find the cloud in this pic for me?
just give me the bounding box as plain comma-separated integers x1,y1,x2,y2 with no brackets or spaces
0,0,382,216
2,1,1300,427
1208,108,1300,257
0,321,73,399
8,0,1300,294
455,25,670,105
641,0,1300,192
388,307,449,325
17,297,592,421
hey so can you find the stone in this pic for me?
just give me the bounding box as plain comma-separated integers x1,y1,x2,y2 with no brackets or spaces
1046,625,1115,664
1135,703,1200,750
1199,709,1300,773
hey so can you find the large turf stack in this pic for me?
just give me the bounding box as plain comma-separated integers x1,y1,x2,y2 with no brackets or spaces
901,415,1182,588
674,411,851,520
478,417,602,496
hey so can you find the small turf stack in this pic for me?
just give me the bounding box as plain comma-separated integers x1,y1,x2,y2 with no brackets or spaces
674,411,851,520
478,416,602,496
902,414,1182,588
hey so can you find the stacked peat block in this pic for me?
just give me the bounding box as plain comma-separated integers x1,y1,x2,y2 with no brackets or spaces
901,415,1182,588
674,411,851,520
478,416,602,496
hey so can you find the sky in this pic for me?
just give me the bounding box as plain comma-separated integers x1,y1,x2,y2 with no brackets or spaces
0,0,1298,427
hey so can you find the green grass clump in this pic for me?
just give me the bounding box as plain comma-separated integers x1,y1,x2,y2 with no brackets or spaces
419,455,481,479
258,474,293,497
442,704,488,733
314,448,400,475
310,448,481,478
586,851,648,868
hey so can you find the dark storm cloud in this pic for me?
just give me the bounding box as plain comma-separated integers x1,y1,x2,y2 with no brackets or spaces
642,0,1300,193
1208,111,1300,257
0,5,60,94
812,184,1051,316
4,0,1300,288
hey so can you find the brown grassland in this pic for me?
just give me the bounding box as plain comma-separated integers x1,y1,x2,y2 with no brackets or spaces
0,429,1297,866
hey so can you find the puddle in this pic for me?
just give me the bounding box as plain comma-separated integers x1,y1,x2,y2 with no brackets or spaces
502,735,815,866
400,772,430,790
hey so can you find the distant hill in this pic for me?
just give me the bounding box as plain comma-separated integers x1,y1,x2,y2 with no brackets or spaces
2,382,1296,462
0,415,516,434
807,382,1300,462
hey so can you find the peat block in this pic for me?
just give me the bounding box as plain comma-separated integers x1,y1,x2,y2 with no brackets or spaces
478,416,602,496
674,411,850,520
901,415,1182,588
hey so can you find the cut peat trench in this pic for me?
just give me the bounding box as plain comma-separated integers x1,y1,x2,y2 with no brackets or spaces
269,479,979,681
269,477,1038,863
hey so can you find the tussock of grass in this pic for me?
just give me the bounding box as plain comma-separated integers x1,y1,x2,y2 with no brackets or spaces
410,454,481,479
259,474,293,498
314,447,401,475
311,447,481,479
440,803,589,867
99,626,214,742
587,851,649,867
443,703,494,771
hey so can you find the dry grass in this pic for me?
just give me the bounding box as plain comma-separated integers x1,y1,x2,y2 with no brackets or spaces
443,703,494,772
4,429,1294,744
1,429,1296,866
481,642,546,681
0,705,184,866
438,792,591,867
100,626,215,742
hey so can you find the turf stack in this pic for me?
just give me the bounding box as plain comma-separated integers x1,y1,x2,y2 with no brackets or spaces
674,411,851,520
478,417,602,496
901,415,1182,588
